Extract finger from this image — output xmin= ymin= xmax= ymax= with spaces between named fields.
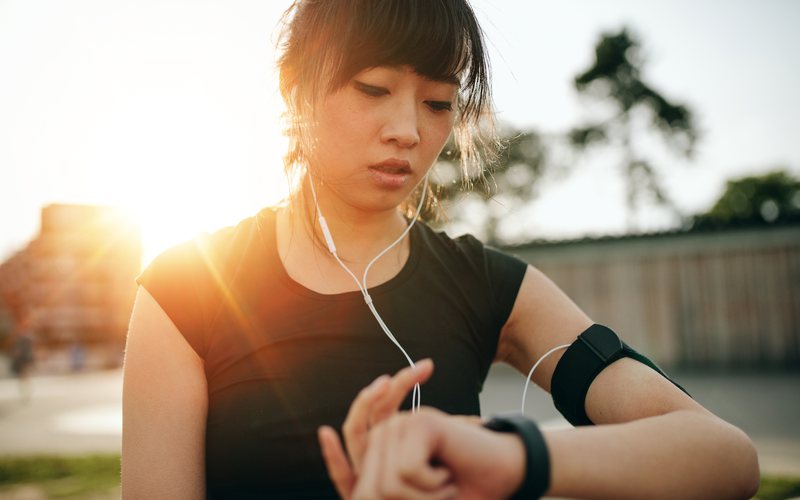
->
xmin=342 ymin=374 xmax=390 ymax=471
xmin=318 ymin=426 xmax=356 ymax=499
xmin=450 ymin=414 xmax=484 ymax=426
xmin=352 ymin=419 xmax=388 ymax=499
xmin=399 ymin=456 xmax=452 ymax=490
xmin=425 ymin=484 xmax=459 ymax=500
xmin=360 ymin=418 xmax=456 ymax=500
xmin=379 ymin=417 xmax=405 ymax=495
xmin=395 ymin=414 xmax=453 ymax=491
xmin=371 ymin=359 xmax=434 ymax=422
xmin=388 ymin=417 xmax=454 ymax=497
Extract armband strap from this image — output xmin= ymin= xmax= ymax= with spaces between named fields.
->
xmin=484 ymin=414 xmax=550 ymax=500
xmin=551 ymin=324 xmax=691 ymax=426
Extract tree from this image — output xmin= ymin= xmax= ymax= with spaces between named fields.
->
xmin=568 ymin=28 xmax=698 ymax=229
xmin=690 ymin=170 xmax=800 ymax=229
xmin=434 ymin=27 xmax=699 ymax=243
xmin=430 ymin=129 xmax=548 ymax=244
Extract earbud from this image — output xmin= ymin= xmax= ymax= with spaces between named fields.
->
xmin=318 ymin=215 xmax=337 ymax=255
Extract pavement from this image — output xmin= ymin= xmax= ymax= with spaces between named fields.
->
xmin=0 ymin=364 xmax=798 ymax=477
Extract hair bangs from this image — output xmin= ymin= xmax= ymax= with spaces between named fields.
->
xmin=328 ymin=0 xmax=489 ymax=122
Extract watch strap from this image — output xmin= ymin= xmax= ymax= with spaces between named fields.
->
xmin=484 ymin=414 xmax=550 ymax=500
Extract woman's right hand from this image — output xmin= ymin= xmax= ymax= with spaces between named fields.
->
xmin=320 ymin=406 xmax=528 ymax=500
xmin=319 ymin=359 xmax=527 ymax=500
xmin=336 ymin=359 xmax=435 ymax=475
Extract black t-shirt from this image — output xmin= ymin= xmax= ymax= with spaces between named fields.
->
xmin=136 ymin=207 xmax=528 ymax=498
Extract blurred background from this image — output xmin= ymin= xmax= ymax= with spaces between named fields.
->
xmin=1 ymin=0 xmax=798 ymax=498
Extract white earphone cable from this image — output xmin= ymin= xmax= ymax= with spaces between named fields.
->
xmin=308 ymin=174 xmax=428 ymax=411
xmin=521 ymin=343 xmax=571 ymax=414
xmin=310 ymin=174 xmax=574 ymax=415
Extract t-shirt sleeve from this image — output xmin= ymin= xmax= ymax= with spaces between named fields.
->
xmin=135 ymin=240 xmax=217 ymax=359
xmin=484 ymin=245 xmax=529 ymax=328
xmin=452 ymin=233 xmax=528 ymax=330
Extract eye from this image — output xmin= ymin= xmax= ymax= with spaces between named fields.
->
xmin=353 ymin=81 xmax=388 ymax=97
xmin=426 ymin=100 xmax=453 ymax=112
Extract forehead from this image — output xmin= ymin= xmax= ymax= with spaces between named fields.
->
xmin=356 ymin=65 xmax=461 ymax=87
xmin=315 ymin=2 xmax=474 ymax=93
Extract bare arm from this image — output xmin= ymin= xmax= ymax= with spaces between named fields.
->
xmin=496 ymin=265 xmax=760 ymax=499
xmin=122 ymin=287 xmax=208 ymax=499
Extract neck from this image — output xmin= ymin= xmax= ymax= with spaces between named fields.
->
xmin=289 ymin=178 xmax=411 ymax=264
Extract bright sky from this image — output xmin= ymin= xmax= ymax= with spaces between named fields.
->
xmin=2 ymin=0 xmax=799 ymax=264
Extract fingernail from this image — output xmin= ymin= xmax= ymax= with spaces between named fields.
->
xmin=416 ymin=358 xmax=433 ymax=370
xmin=369 ymin=374 xmax=389 ymax=389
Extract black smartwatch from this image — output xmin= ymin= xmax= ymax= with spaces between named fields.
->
xmin=483 ymin=414 xmax=550 ymax=499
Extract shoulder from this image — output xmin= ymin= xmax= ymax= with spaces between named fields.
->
xmin=414 ymin=222 xmax=529 ymax=324
xmin=414 ymin=222 xmax=527 ymax=280
xmin=132 ymin=208 xmax=275 ymax=358
xmin=135 ymin=208 xmax=271 ymax=315
xmin=414 ymin=221 xmax=490 ymax=264
xmin=139 ymin=208 xmax=271 ymax=287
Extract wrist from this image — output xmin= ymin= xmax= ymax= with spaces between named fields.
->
xmin=493 ymin=432 xmax=528 ymax=496
xmin=484 ymin=414 xmax=551 ymax=500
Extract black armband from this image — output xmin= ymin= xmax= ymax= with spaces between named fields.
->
xmin=484 ymin=414 xmax=550 ymax=500
xmin=551 ymin=324 xmax=691 ymax=427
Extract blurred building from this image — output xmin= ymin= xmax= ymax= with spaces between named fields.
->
xmin=0 ymin=204 xmax=141 ymax=371
xmin=509 ymin=223 xmax=800 ymax=370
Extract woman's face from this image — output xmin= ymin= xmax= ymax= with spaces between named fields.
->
xmin=308 ymin=65 xmax=457 ymax=213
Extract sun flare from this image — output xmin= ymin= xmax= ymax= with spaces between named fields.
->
xmin=67 ymin=69 xmax=293 ymax=266
xmin=119 ymin=165 xmax=289 ymax=269
xmin=84 ymin=92 xmax=290 ymax=268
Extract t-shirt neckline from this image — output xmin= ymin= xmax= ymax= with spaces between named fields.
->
xmin=258 ymin=207 xmax=421 ymax=302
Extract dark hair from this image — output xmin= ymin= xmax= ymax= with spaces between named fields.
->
xmin=278 ymin=0 xmax=497 ymax=217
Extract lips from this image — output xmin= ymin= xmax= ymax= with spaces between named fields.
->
xmin=368 ymin=159 xmax=412 ymax=189
xmin=369 ymin=159 xmax=411 ymax=174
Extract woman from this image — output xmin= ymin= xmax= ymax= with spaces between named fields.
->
xmin=122 ymin=1 xmax=759 ymax=498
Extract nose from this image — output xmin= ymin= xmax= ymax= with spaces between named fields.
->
xmin=380 ymin=101 xmax=420 ymax=149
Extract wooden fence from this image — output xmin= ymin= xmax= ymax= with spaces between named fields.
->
xmin=507 ymin=224 xmax=800 ymax=370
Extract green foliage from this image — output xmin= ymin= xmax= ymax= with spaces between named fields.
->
xmin=569 ymin=28 xmax=698 ymax=228
xmin=435 ymin=27 xmax=699 ymax=242
xmin=572 ymin=28 xmax=696 ymax=156
xmin=433 ymin=130 xmax=547 ymax=202
xmin=432 ymin=129 xmax=548 ymax=243
xmin=0 ymin=455 xmax=120 ymax=498
xmin=568 ymin=124 xmax=606 ymax=151
xmin=756 ymin=475 xmax=800 ymax=500
xmin=691 ymin=170 xmax=800 ymax=229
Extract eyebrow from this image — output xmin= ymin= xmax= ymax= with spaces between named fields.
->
xmin=382 ymin=65 xmax=461 ymax=86
xmin=437 ymin=75 xmax=461 ymax=86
